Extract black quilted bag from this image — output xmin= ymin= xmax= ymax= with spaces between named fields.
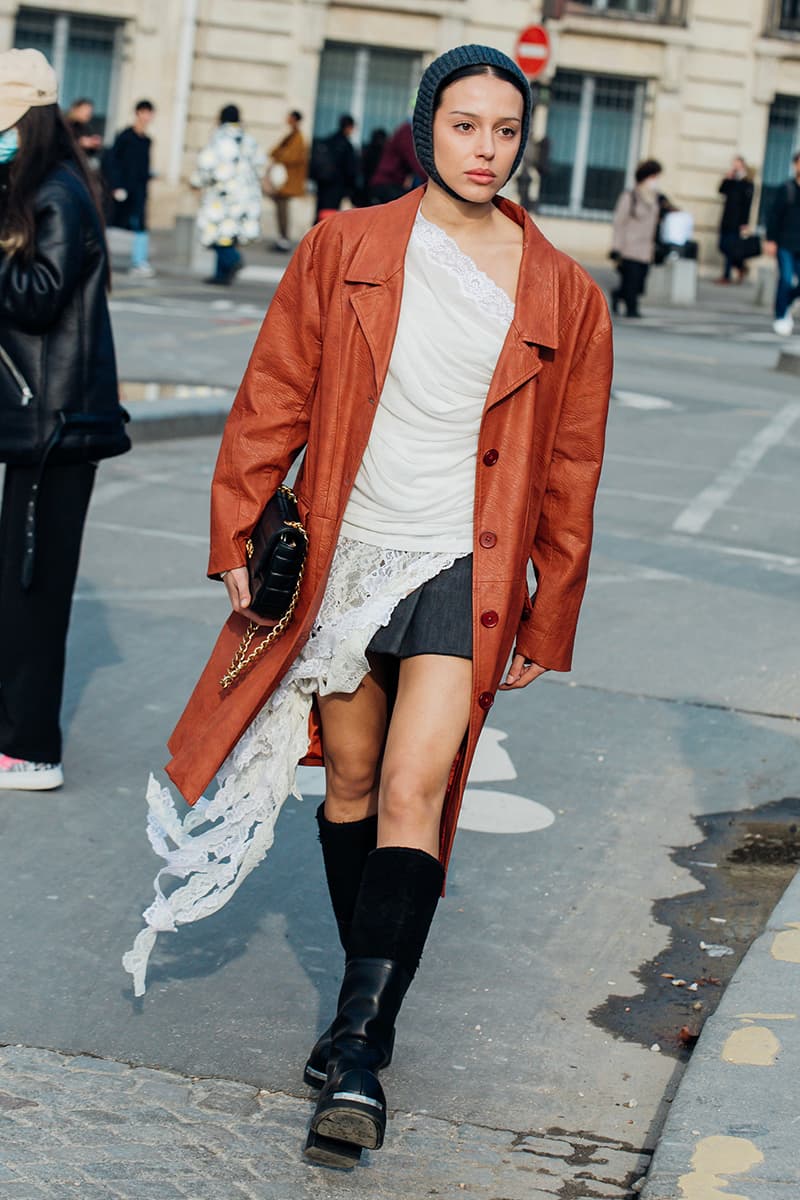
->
xmin=220 ymin=485 xmax=308 ymax=688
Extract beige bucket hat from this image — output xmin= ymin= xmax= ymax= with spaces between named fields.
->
xmin=0 ymin=48 xmax=58 ymax=132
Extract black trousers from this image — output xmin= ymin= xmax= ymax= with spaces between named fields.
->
xmin=0 ymin=461 xmax=96 ymax=763
xmin=614 ymin=259 xmax=649 ymax=315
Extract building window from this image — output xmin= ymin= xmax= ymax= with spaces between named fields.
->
xmin=760 ymin=94 xmax=800 ymax=223
xmin=539 ymin=71 xmax=644 ymax=217
xmin=14 ymin=8 xmax=122 ymax=139
xmin=313 ymin=42 xmax=422 ymax=146
xmin=766 ymin=0 xmax=800 ymax=35
xmin=544 ymin=0 xmax=687 ymax=22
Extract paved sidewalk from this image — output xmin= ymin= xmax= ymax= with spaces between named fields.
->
xmin=642 ymin=868 xmax=800 ymax=1198
xmin=0 ymin=1045 xmax=650 ymax=1199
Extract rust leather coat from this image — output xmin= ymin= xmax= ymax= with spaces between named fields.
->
xmin=166 ymin=187 xmax=613 ymax=871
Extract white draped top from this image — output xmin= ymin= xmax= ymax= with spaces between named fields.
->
xmin=339 ymin=211 xmax=515 ymax=554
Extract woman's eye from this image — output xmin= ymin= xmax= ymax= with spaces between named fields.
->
xmin=454 ymin=122 xmax=473 ymax=133
xmin=499 ymin=127 xmax=518 ymax=138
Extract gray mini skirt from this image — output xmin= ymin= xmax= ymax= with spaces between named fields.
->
xmin=367 ymin=553 xmax=473 ymax=660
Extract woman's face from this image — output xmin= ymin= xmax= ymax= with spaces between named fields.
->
xmin=432 ymin=73 xmax=523 ymax=201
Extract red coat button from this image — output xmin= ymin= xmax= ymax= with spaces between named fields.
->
xmin=478 ymin=691 xmax=494 ymax=711
xmin=481 ymin=610 xmax=499 ymax=628
xmin=479 ymin=531 xmax=497 ymax=549
xmin=482 ymin=449 xmax=499 ymax=466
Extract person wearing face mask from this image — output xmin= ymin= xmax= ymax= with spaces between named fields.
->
xmin=0 ymin=49 xmax=130 ymax=793
xmin=716 ymin=156 xmax=755 ymax=284
xmin=124 ymin=44 xmax=611 ymax=1168
xmin=610 ymin=159 xmax=664 ymax=318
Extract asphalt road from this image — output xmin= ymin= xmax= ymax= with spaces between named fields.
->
xmin=0 ymin=267 xmax=798 ymax=1198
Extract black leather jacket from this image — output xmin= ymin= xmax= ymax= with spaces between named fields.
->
xmin=0 ymin=162 xmax=130 ymax=465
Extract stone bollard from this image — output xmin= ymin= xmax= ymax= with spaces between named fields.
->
xmin=648 ymin=257 xmax=698 ymax=306
xmin=753 ymin=261 xmax=775 ymax=308
xmin=775 ymin=348 xmax=800 ymax=376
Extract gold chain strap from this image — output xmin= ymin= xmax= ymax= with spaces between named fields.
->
xmin=219 ymin=493 xmax=307 ymax=689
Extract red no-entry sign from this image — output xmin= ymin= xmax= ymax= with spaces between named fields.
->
xmin=514 ymin=25 xmax=551 ymax=79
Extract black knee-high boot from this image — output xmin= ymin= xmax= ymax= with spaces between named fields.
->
xmin=304 ymin=804 xmax=378 ymax=1088
xmin=305 ymin=846 xmax=445 ymax=1168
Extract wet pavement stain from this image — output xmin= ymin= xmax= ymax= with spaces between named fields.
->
xmin=591 ymin=796 xmax=800 ymax=1059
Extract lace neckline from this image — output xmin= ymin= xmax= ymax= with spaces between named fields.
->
xmin=412 ymin=211 xmax=516 ymax=325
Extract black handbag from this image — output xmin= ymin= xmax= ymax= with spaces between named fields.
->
xmin=736 ymin=234 xmax=762 ymax=261
xmin=220 ymin=485 xmax=308 ymax=688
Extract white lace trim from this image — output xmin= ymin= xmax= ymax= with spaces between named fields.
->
xmin=413 ymin=212 xmax=516 ymax=325
xmin=122 ymin=537 xmax=466 ymax=996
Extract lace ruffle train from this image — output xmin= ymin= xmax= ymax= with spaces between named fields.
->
xmin=123 ymin=537 xmax=465 ymax=996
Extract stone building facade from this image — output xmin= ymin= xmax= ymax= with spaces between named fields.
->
xmin=1 ymin=0 xmax=799 ymax=263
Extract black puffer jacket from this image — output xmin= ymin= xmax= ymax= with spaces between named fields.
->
xmin=0 ymin=162 xmax=130 ymax=465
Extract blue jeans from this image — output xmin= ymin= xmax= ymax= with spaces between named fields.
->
xmin=775 ymin=247 xmax=800 ymax=319
xmin=214 ymin=243 xmax=242 ymax=280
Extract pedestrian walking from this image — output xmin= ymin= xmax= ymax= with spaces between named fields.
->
xmin=716 ymin=156 xmax=755 ymax=284
xmin=354 ymin=126 xmax=387 ymax=205
xmin=0 ymin=49 xmax=130 ymax=792
xmin=267 ymin=110 xmax=307 ymax=251
xmin=765 ymin=150 xmax=800 ymax=336
xmin=124 ymin=44 xmax=611 ymax=1168
xmin=609 ymin=159 xmax=664 ymax=318
xmin=65 ymin=97 xmax=102 ymax=169
xmin=309 ymin=113 xmax=358 ymax=220
xmin=368 ymin=117 xmax=426 ymax=204
xmin=192 ymin=104 xmax=266 ymax=285
xmin=103 ymin=99 xmax=156 ymax=277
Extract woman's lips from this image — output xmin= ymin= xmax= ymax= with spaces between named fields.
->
xmin=465 ymin=170 xmax=496 ymax=182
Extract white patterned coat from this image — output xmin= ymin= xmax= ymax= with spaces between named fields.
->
xmin=192 ymin=123 xmax=266 ymax=248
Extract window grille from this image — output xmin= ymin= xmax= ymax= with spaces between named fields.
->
xmin=539 ymin=71 xmax=644 ymax=217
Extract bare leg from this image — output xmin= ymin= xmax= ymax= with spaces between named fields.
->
xmin=377 ymin=654 xmax=472 ymax=857
xmin=316 ymin=655 xmax=395 ymax=823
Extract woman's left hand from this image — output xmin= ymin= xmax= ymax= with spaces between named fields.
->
xmin=499 ymin=655 xmax=548 ymax=690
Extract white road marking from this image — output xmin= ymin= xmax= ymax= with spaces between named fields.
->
xmin=73 ymin=587 xmax=216 ymax=602
xmin=613 ymin=390 xmax=676 ymax=410
xmin=589 ymin=566 xmax=685 ymax=585
xmin=664 ymin=534 xmax=800 ymax=572
xmin=672 ymin=402 xmax=800 ymax=534
xmin=87 ymin=519 xmax=207 ymax=545
xmin=458 ymin=790 xmax=555 ymax=835
xmin=296 ymin=727 xmax=555 ymax=836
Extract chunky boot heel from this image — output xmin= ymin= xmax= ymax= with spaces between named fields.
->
xmin=304 ymin=1127 xmax=362 ymax=1168
xmin=312 ymin=1066 xmax=386 ymax=1149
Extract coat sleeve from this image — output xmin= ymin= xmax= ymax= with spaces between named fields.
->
xmin=0 ymin=187 xmax=83 ymax=330
xmin=514 ymin=296 xmax=613 ymax=672
xmin=208 ymin=225 xmax=323 ymax=577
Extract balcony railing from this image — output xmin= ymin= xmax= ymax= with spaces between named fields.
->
xmin=543 ymin=0 xmax=687 ymax=22
xmin=765 ymin=0 xmax=800 ymax=35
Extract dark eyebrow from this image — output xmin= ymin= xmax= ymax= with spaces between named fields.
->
xmin=448 ymin=110 xmax=521 ymax=123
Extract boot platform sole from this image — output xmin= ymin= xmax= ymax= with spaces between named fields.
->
xmin=304 ymin=1128 xmax=362 ymax=1168
xmin=312 ymin=1098 xmax=384 ymax=1151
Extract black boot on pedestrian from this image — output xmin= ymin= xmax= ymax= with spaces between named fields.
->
xmin=303 ymin=804 xmax=378 ymax=1089
xmin=304 ymin=846 xmax=445 ymax=1168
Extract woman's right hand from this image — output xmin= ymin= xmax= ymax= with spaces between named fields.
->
xmin=222 ymin=566 xmax=278 ymax=627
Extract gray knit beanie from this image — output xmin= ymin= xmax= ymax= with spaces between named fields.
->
xmin=413 ymin=45 xmax=532 ymax=203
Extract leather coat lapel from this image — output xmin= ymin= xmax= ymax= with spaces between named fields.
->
xmin=346 ymin=188 xmax=422 ymax=394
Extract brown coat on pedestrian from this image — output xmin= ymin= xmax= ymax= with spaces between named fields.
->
xmin=269 ymin=129 xmax=308 ymax=197
xmin=166 ymin=187 xmax=613 ymax=871
xmin=611 ymin=185 xmax=660 ymax=264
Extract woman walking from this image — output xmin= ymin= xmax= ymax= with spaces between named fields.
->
xmin=717 ymin=156 xmax=755 ymax=284
xmin=0 ymin=49 xmax=130 ymax=791
xmin=125 ymin=45 xmax=612 ymax=1167
xmin=192 ymin=105 xmax=265 ymax=285
xmin=610 ymin=159 xmax=664 ymax=318
xmin=268 ymin=110 xmax=307 ymax=251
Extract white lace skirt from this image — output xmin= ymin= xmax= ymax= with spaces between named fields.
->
xmin=123 ymin=536 xmax=466 ymax=996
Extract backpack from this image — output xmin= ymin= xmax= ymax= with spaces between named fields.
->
xmin=309 ymin=136 xmax=336 ymax=185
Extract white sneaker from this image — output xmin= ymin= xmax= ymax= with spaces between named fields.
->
xmin=129 ymin=263 xmax=156 ymax=278
xmin=773 ymin=315 xmax=794 ymax=336
xmin=0 ymin=753 xmax=63 ymax=791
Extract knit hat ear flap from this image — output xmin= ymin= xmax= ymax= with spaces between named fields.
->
xmin=412 ymin=44 xmax=532 ymax=203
